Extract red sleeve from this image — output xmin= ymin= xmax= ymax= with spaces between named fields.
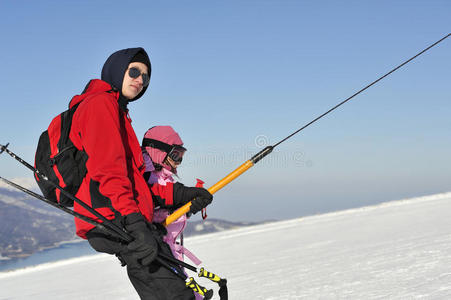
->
xmin=150 ymin=182 xmax=174 ymax=207
xmin=75 ymin=94 xmax=140 ymax=216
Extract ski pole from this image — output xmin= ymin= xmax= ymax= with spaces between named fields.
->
xmin=0 ymin=143 xmax=132 ymax=243
xmin=198 ymin=267 xmax=223 ymax=283
xmin=0 ymin=174 xmax=197 ymax=271
xmin=199 ymin=267 xmax=228 ymax=299
xmin=0 ymin=176 xmax=116 ymax=235
xmin=0 ymin=173 xmax=208 ymax=284
xmin=0 ymin=144 xmax=220 ymax=295
xmin=164 ymin=33 xmax=450 ymax=226
xmin=186 ymin=277 xmax=214 ymax=300
xmin=0 ymin=145 xmax=196 ymax=277
xmin=158 ymin=252 xmax=197 ymax=272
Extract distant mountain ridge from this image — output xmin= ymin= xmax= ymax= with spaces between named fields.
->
xmin=0 ymin=187 xmax=75 ymax=259
xmin=0 ymin=187 xmax=266 ymax=259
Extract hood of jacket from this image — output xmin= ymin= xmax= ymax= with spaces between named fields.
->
xmin=69 ymin=79 xmax=118 ymax=109
xmin=101 ymin=47 xmax=151 ymax=104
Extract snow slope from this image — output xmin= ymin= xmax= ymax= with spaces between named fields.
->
xmin=1 ymin=192 xmax=451 ymax=299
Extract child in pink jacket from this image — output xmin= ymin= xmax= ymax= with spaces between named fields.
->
xmin=142 ymin=126 xmax=204 ymax=299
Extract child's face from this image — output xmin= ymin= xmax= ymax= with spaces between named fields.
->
xmin=166 ymin=156 xmax=180 ymax=170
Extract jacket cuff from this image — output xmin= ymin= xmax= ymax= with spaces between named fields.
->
xmin=124 ymin=212 xmax=145 ymax=225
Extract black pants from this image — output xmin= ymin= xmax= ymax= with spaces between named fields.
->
xmin=87 ymin=227 xmax=195 ymax=300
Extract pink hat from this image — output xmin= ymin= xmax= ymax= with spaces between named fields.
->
xmin=142 ymin=126 xmax=184 ymax=170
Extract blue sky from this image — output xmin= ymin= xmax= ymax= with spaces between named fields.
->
xmin=0 ymin=1 xmax=450 ymax=221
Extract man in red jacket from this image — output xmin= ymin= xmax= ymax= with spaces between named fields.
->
xmin=69 ymin=47 xmax=212 ymax=299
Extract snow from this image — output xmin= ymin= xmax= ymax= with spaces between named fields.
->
xmin=1 ymin=192 xmax=451 ymax=299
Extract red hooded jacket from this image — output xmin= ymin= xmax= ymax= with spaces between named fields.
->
xmin=69 ymin=79 xmax=173 ymax=238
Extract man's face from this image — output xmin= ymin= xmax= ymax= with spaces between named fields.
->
xmin=122 ymin=62 xmax=149 ymax=100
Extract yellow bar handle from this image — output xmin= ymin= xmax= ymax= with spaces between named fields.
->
xmin=163 ymin=160 xmax=254 ymax=226
xmin=208 ymin=159 xmax=254 ymax=194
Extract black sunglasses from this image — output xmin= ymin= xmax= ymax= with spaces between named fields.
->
xmin=128 ymin=67 xmax=150 ymax=86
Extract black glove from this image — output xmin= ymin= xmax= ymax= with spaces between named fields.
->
xmin=124 ymin=213 xmax=158 ymax=266
xmin=173 ymin=182 xmax=213 ymax=214
xmin=190 ymin=196 xmax=212 ymax=215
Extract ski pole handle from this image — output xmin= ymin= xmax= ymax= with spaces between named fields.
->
xmin=198 ymin=267 xmax=222 ymax=283
xmin=199 ymin=266 xmax=228 ymax=298
xmin=186 ymin=277 xmax=214 ymax=299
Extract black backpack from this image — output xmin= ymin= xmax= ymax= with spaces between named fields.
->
xmin=34 ymin=102 xmax=88 ymax=207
